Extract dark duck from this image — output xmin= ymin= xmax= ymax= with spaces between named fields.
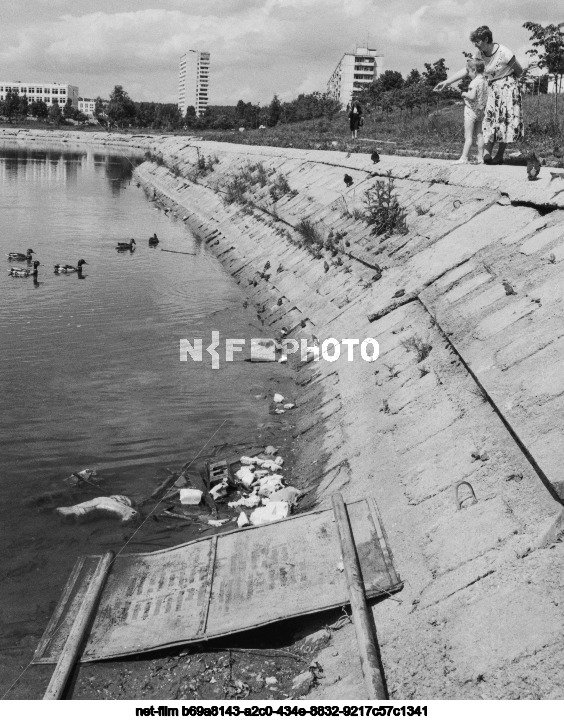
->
xmin=116 ymin=238 xmax=136 ymax=251
xmin=8 ymin=248 xmax=35 ymax=262
xmin=54 ymin=259 xmax=88 ymax=274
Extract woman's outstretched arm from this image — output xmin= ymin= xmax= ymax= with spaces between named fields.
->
xmin=434 ymin=67 xmax=468 ymax=92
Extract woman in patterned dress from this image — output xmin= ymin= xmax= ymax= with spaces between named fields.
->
xmin=434 ymin=26 xmax=524 ymax=164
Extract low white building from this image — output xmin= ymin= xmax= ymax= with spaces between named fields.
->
xmin=0 ymin=81 xmax=79 ymax=108
xmin=327 ymin=47 xmax=384 ymax=108
xmin=78 ymin=98 xmax=97 ymax=116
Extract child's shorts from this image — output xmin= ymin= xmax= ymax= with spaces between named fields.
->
xmin=465 ymin=105 xmax=484 ymax=123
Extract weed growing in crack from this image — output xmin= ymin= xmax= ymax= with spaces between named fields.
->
xmin=296 ymin=218 xmax=324 ymax=249
xmin=269 ymin=173 xmax=293 ymax=201
xmin=364 ymin=171 xmax=408 ymax=238
xmin=385 ymin=364 xmax=400 ymax=379
xmin=224 ymin=176 xmax=249 ymax=205
xmin=402 ymin=335 xmax=433 ymax=362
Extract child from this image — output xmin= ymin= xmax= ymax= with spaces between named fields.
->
xmin=455 ymin=59 xmax=489 ymax=164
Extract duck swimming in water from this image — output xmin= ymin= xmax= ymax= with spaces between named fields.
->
xmin=9 ymin=260 xmax=40 ymax=277
xmin=8 ymin=248 xmax=35 ymax=262
xmin=116 ymin=238 xmax=136 ymax=251
xmin=148 ymin=233 xmax=159 ymax=245
xmin=54 ymin=259 xmax=88 ymax=274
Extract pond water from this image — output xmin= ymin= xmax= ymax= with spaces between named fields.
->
xmin=0 ymin=140 xmax=289 ymax=697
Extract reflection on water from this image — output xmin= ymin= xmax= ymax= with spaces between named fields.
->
xmin=0 ymin=140 xmax=283 ymax=696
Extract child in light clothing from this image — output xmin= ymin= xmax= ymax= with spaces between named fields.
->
xmin=454 ymin=59 xmax=489 ymax=164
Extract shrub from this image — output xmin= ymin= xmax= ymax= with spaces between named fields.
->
xmin=364 ymin=171 xmax=408 ymax=237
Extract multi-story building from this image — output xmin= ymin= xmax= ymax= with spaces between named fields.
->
xmin=0 ymin=81 xmax=79 ymax=108
xmin=327 ymin=47 xmax=384 ymax=108
xmin=178 ymin=50 xmax=210 ymax=118
xmin=78 ymin=98 xmax=97 ymax=116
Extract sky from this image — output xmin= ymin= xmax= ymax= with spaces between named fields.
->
xmin=0 ymin=1 xmax=560 ymax=105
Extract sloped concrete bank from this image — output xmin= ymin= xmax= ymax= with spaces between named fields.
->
xmin=8 ymin=129 xmax=563 ymax=699
xmin=132 ymin=139 xmax=564 ymax=700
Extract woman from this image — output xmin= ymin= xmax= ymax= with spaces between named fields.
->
xmin=435 ymin=26 xmax=523 ymax=164
xmin=348 ymin=100 xmax=363 ymax=140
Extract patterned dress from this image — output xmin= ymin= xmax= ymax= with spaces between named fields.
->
xmin=474 ymin=44 xmax=523 ymax=144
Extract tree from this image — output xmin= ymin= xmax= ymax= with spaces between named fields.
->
xmin=3 ymin=90 xmax=20 ymax=122
xmin=404 ymin=69 xmax=422 ymax=87
xmin=523 ymin=21 xmax=564 ymax=117
xmin=423 ymin=58 xmax=448 ymax=87
xmin=18 ymin=94 xmax=29 ymax=120
xmin=268 ymin=94 xmax=281 ymax=127
xmin=63 ymin=99 xmax=76 ymax=120
xmin=30 ymin=99 xmax=48 ymax=120
xmin=107 ymin=85 xmax=136 ymax=128
xmin=184 ymin=106 xmax=196 ymax=126
xmin=378 ymin=70 xmax=404 ymax=92
xmin=48 ymin=102 xmax=62 ymax=126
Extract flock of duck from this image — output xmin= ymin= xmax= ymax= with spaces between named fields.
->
xmin=7 ymin=234 xmax=160 ymax=280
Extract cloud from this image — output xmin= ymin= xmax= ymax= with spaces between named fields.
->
xmin=0 ymin=1 xmax=558 ymax=104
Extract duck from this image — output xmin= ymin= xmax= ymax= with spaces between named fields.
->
xmin=148 ymin=233 xmax=159 ymax=245
xmin=9 ymin=260 xmax=40 ymax=278
xmin=54 ymin=259 xmax=88 ymax=274
xmin=116 ymin=239 xmax=136 ymax=251
xmin=8 ymin=248 xmax=35 ymax=262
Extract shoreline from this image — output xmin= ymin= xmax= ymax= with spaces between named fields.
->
xmin=4 ymin=129 xmax=564 ymax=700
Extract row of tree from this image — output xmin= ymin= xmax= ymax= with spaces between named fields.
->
xmin=0 ymin=90 xmax=90 ymax=125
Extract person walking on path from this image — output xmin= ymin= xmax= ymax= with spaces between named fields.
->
xmin=454 ymin=58 xmax=489 ymax=164
xmin=348 ymin=100 xmax=363 ymax=140
xmin=434 ymin=25 xmax=523 ymax=164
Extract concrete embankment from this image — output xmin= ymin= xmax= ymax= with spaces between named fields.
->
xmin=6 ymin=129 xmax=563 ymax=698
xmin=130 ymin=138 xmax=564 ymax=700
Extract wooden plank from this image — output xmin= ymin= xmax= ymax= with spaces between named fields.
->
xmin=332 ymin=493 xmax=387 ymax=700
xmin=43 ymin=552 xmax=114 ymax=699
xmin=33 ymin=498 xmax=402 ymax=664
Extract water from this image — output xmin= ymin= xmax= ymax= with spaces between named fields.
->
xmin=0 ymin=140 xmax=288 ymax=696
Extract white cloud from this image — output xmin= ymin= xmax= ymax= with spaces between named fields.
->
xmin=0 ymin=1 xmax=558 ymax=104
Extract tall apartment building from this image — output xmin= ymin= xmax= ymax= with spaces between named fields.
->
xmin=178 ymin=50 xmax=210 ymax=118
xmin=0 ymin=81 xmax=79 ymax=108
xmin=327 ymin=47 xmax=384 ymax=107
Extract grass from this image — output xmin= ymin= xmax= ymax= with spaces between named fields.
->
xmin=193 ymin=95 xmax=564 ymax=166
xmin=4 ymin=95 xmax=564 ymax=164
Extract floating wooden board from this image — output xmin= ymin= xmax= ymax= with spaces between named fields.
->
xmin=33 ymin=497 xmax=401 ymax=664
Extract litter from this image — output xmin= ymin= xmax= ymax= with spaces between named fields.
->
xmin=273 ymin=393 xmax=284 ymax=403
xmin=259 ymin=459 xmax=282 ymax=472
xmin=179 ymin=489 xmax=203 ymax=505
xmin=235 ymin=467 xmax=255 ymax=489
xmin=274 ymin=456 xmax=284 ymax=466
xmin=256 ymin=476 xmax=285 ymax=498
xmin=210 ymin=482 xmax=229 ymax=501
xmin=249 ymin=339 xmax=277 ymax=362
xmin=268 ymin=486 xmax=301 ymax=507
xmin=63 ymin=469 xmax=98 ymax=488
xmin=228 ymin=493 xmax=261 ymax=509
xmin=208 ymin=518 xmax=230 ymax=527
xmin=55 ymin=495 xmax=138 ymax=524
xmin=274 ymin=409 xmax=285 ymax=414
xmin=250 ymin=501 xmax=290 ymax=525
xmin=283 ymin=403 xmax=295 ymax=410
xmin=264 ymin=446 xmax=278 ymax=455
xmin=237 ymin=512 xmax=250 ymax=528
